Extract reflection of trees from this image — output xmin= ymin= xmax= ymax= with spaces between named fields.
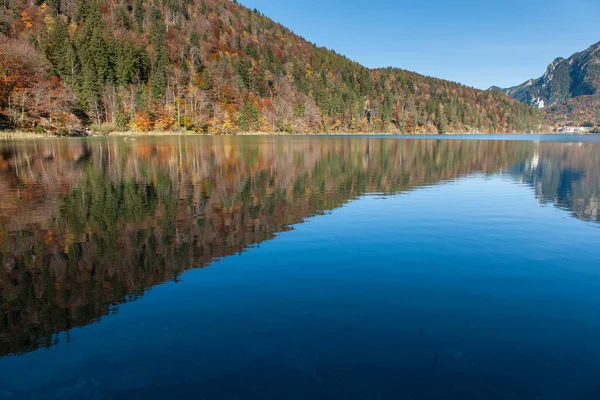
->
xmin=0 ymin=137 xmax=533 ymax=356
xmin=510 ymin=143 xmax=600 ymax=222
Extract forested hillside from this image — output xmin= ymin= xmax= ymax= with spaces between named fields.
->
xmin=0 ymin=0 xmax=541 ymax=134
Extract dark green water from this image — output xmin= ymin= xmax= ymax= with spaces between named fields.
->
xmin=1 ymin=135 xmax=600 ymax=399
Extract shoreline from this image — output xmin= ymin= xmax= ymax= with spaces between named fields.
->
xmin=0 ymin=130 xmax=598 ymax=141
xmin=0 ymin=130 xmax=591 ymax=140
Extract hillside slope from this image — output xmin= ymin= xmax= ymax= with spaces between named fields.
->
xmin=0 ymin=0 xmax=540 ymax=134
xmin=499 ymin=42 xmax=600 ymax=127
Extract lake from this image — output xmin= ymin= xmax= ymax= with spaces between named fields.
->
xmin=1 ymin=135 xmax=600 ymax=399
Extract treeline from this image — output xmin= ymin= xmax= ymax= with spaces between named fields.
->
xmin=0 ymin=0 xmax=541 ymax=134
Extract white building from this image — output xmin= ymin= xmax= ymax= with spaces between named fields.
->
xmin=559 ymin=126 xmax=586 ymax=133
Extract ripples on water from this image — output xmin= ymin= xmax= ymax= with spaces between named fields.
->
xmin=1 ymin=136 xmax=600 ymax=399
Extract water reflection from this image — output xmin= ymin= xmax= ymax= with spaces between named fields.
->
xmin=0 ymin=136 xmax=598 ymax=357
xmin=510 ymin=143 xmax=600 ymax=222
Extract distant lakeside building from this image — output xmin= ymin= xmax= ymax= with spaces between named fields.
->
xmin=558 ymin=126 xmax=587 ymax=133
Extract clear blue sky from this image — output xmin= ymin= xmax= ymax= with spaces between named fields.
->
xmin=238 ymin=0 xmax=599 ymax=89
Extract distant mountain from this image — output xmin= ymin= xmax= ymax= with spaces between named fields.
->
xmin=497 ymin=42 xmax=600 ymax=127
xmin=0 ymin=0 xmax=540 ymax=134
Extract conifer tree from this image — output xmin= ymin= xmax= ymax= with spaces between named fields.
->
xmin=149 ymin=6 xmax=168 ymax=100
xmin=134 ymin=0 xmax=144 ymax=33
xmin=46 ymin=17 xmax=77 ymax=84
xmin=202 ymin=69 xmax=211 ymax=90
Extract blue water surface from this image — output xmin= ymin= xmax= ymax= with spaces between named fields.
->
xmin=1 ymin=137 xmax=600 ymax=399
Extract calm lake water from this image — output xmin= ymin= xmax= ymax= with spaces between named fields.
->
xmin=1 ymin=135 xmax=600 ymax=399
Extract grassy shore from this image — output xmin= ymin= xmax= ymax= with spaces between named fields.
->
xmin=0 ymin=131 xmax=53 ymax=140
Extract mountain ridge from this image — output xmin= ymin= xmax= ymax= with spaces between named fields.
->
xmin=496 ymin=41 xmax=600 ymax=127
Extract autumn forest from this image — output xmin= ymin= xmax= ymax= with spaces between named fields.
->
xmin=0 ymin=0 xmax=542 ymax=135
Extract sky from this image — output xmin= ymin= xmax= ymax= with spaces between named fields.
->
xmin=238 ymin=0 xmax=600 ymax=89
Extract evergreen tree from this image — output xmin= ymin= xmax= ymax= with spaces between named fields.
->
xmin=134 ymin=0 xmax=144 ymax=33
xmin=245 ymin=43 xmax=259 ymax=59
xmin=115 ymin=96 xmax=128 ymax=127
xmin=117 ymin=6 xmax=131 ymax=30
xmin=245 ymin=101 xmax=260 ymax=129
xmin=149 ymin=6 xmax=168 ymax=100
xmin=238 ymin=113 xmax=249 ymax=132
xmin=237 ymin=59 xmax=251 ymax=90
xmin=436 ymin=105 xmax=447 ymax=133
xmin=151 ymin=50 xmax=168 ymax=100
xmin=202 ymin=69 xmax=211 ymax=90
xmin=190 ymin=30 xmax=199 ymax=49
xmin=46 ymin=17 xmax=77 ymax=84
xmin=46 ymin=0 xmax=60 ymax=16
xmin=265 ymin=47 xmax=275 ymax=72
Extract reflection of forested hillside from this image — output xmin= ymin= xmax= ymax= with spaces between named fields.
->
xmin=510 ymin=143 xmax=600 ymax=222
xmin=0 ymin=137 xmax=535 ymax=356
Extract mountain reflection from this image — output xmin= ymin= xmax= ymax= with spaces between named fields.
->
xmin=0 ymin=137 xmax=597 ymax=356
xmin=510 ymin=142 xmax=600 ymax=222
